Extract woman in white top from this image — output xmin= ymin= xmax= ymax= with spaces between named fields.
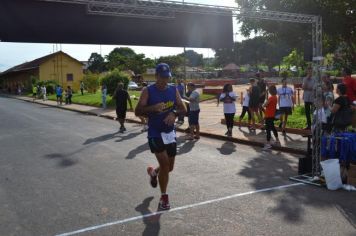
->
xmin=277 ymin=77 xmax=294 ymax=135
xmin=219 ymin=84 xmax=237 ymax=137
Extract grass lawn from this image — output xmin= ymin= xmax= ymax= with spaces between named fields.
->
xmin=47 ymin=91 xmax=140 ymax=109
xmin=47 ymin=91 xmax=215 ymax=109
xmin=236 ymin=106 xmax=307 ymax=129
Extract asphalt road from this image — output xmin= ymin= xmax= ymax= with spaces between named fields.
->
xmin=0 ymin=96 xmax=355 ymax=236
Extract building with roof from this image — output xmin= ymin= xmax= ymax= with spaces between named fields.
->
xmin=0 ymin=51 xmax=84 ymax=92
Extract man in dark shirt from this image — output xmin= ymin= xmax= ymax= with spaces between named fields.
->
xmin=249 ymin=78 xmax=261 ymax=130
xmin=113 ymin=82 xmax=133 ymax=133
xmin=256 ymin=72 xmax=267 ymax=117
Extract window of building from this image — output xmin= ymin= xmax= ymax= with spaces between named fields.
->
xmin=67 ymin=73 xmax=74 ymax=81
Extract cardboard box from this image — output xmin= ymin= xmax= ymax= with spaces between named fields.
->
xmin=347 ymin=177 xmax=356 ymax=186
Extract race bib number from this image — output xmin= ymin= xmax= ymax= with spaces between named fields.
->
xmin=161 ymin=131 xmax=176 ymax=144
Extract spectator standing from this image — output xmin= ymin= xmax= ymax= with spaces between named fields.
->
xmin=65 ymin=86 xmax=73 ymax=105
xmin=185 ymin=83 xmax=200 ymax=140
xmin=330 ymin=83 xmax=352 ymax=132
xmin=17 ymin=85 xmax=22 ymax=95
xmin=56 ymin=85 xmax=63 ymax=105
xmin=257 ymin=73 xmax=267 ymax=118
xmin=102 ymin=84 xmax=107 ymax=109
xmin=248 ymin=79 xmax=261 ymax=130
xmin=41 ymin=85 xmax=47 ymax=101
xmin=138 ymin=82 xmax=149 ymax=132
xmin=277 ymin=77 xmax=294 ymax=135
xmin=302 ymin=67 xmax=315 ymax=130
xmin=263 ymin=85 xmax=280 ymax=150
xmin=176 ymin=79 xmax=185 ymax=124
xmin=113 ymin=82 xmax=132 ymax=133
xmin=80 ymin=81 xmax=85 ymax=95
xmin=239 ymin=89 xmax=251 ymax=127
xmin=342 ymin=67 xmax=356 ymax=103
xmin=32 ymin=85 xmax=37 ymax=101
xmin=220 ymin=84 xmax=237 ymax=137
xmin=322 ymin=74 xmax=334 ymax=110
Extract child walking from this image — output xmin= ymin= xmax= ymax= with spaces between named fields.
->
xmin=263 ymin=85 xmax=280 ymax=150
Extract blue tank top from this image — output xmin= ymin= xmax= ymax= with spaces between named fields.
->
xmin=147 ymin=84 xmax=177 ymax=138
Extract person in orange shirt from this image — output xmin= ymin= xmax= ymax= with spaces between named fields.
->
xmin=263 ymin=85 xmax=280 ymax=150
xmin=342 ymin=67 xmax=356 ymax=103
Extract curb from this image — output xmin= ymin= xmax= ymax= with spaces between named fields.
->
xmin=176 ymin=127 xmax=307 ymax=156
xmin=221 ymin=119 xmax=311 ymax=136
xmin=3 ymin=94 xmax=307 ymax=156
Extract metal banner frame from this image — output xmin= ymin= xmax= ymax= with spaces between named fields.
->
xmin=37 ymin=0 xmax=324 ymax=177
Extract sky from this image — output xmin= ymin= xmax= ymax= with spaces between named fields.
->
xmin=0 ymin=0 xmax=243 ymax=72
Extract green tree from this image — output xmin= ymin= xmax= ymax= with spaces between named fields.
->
xmin=83 ymin=72 xmax=100 ymax=93
xmin=178 ymin=50 xmax=204 ymax=67
xmin=157 ymin=55 xmax=185 ymax=74
xmin=282 ymin=49 xmax=307 ymax=73
xmin=100 ymin=69 xmax=130 ymax=96
xmin=105 ymin=47 xmax=155 ymax=74
xmin=214 ymin=37 xmax=290 ymax=71
xmin=106 ymin=47 xmax=136 ymax=71
xmin=126 ymin=54 xmax=155 ymax=74
xmin=88 ymin=53 xmax=106 ymax=73
xmin=235 ymin=0 xmax=356 ymax=70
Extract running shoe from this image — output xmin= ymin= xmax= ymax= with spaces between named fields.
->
xmin=147 ymin=166 xmax=158 ymax=188
xmin=158 ymin=194 xmax=170 ymax=211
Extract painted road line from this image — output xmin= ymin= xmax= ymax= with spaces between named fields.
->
xmin=55 ymin=182 xmax=304 ymax=236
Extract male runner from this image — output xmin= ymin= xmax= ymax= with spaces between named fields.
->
xmin=135 ymin=63 xmax=186 ymax=210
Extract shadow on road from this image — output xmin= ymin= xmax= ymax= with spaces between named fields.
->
xmin=126 ymin=142 xmax=150 ymax=159
xmin=44 ymin=153 xmax=78 ymax=167
xmin=177 ymin=138 xmax=197 ymax=155
xmin=115 ymin=131 xmax=142 ymax=143
xmin=83 ymin=130 xmax=142 ymax=145
xmin=216 ymin=141 xmax=236 ymax=155
xmin=237 ymin=152 xmax=356 ymax=228
xmin=83 ymin=131 xmax=120 ymax=145
xmin=135 ymin=197 xmax=162 ymax=236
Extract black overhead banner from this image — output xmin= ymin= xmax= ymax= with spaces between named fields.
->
xmin=0 ymin=0 xmax=233 ymax=48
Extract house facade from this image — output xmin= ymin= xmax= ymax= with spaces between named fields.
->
xmin=0 ymin=51 xmax=83 ymax=92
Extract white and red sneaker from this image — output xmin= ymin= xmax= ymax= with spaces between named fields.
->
xmin=147 ymin=166 xmax=157 ymax=188
xmin=158 ymin=194 xmax=170 ymax=211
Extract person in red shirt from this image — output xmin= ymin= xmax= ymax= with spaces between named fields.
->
xmin=263 ymin=85 xmax=280 ymax=150
xmin=342 ymin=67 xmax=356 ymax=102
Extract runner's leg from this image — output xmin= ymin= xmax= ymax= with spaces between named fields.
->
xmin=155 ymin=151 xmax=170 ymax=194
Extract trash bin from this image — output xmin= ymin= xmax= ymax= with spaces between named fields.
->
xmin=320 ymin=159 xmax=343 ymax=190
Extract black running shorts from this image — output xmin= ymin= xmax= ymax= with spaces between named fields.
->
xmin=148 ymin=137 xmax=177 ymax=157
xmin=116 ymin=109 xmax=127 ymax=119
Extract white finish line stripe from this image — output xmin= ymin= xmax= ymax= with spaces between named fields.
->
xmin=56 ymin=183 xmax=304 ymax=236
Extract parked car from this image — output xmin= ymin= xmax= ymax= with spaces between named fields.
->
xmin=128 ymin=81 xmax=139 ymax=90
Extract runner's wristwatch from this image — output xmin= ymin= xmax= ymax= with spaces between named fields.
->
xmin=172 ymin=110 xmax=178 ymax=117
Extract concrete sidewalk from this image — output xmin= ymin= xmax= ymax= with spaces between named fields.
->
xmin=4 ymin=94 xmax=308 ymax=155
